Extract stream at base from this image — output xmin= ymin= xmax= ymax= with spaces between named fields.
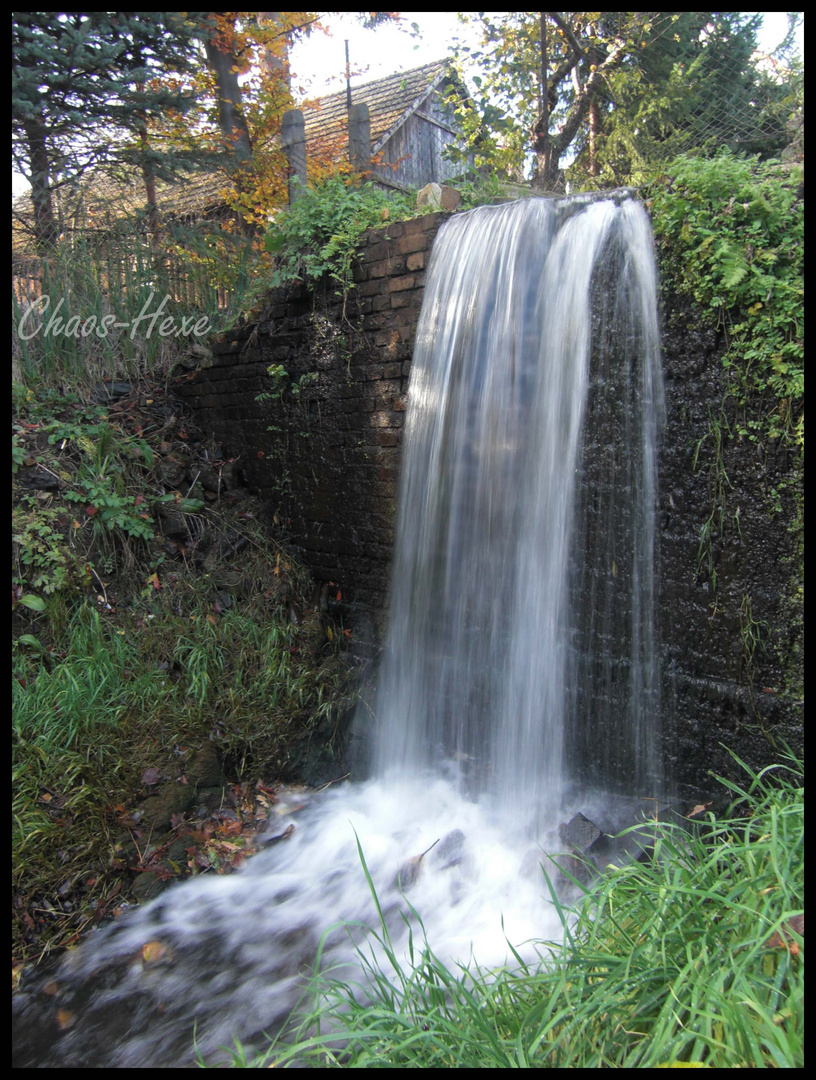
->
xmin=13 ymin=775 xmax=659 ymax=1068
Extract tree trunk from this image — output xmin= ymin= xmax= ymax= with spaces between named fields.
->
xmin=134 ymin=82 xmax=159 ymax=228
xmin=588 ymin=46 xmax=602 ymax=178
xmin=204 ymin=14 xmax=253 ymax=161
xmin=23 ymin=113 xmax=58 ymax=253
xmin=531 ymin=12 xmax=553 ymax=190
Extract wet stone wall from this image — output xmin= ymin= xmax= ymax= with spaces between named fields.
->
xmin=173 ymin=212 xmax=802 ymax=798
xmin=655 ymin=295 xmax=803 ymax=796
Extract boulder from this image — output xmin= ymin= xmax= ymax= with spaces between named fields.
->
xmin=416 ymin=183 xmax=461 ymax=212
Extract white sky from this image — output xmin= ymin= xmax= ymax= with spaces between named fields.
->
xmin=11 ymin=12 xmax=802 ymax=200
xmin=291 ymin=11 xmax=801 ymax=96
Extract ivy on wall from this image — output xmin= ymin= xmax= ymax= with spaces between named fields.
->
xmin=647 ymin=150 xmax=803 ymax=451
xmin=647 ymin=150 xmax=803 ymax=698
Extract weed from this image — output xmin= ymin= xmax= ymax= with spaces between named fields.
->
xmin=263 ymin=176 xmax=417 ymax=301
xmin=648 ymin=151 xmax=803 ymax=455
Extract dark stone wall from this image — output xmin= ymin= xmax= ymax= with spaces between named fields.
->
xmin=173 ymin=209 xmax=803 ymax=798
xmin=174 ymin=211 xmax=449 ymax=624
xmin=656 ymin=295 xmax=803 ymax=797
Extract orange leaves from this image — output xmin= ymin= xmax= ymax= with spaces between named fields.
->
xmin=765 ymin=914 xmax=804 ymax=957
xmin=141 ymin=940 xmax=170 ymax=965
xmin=56 ymin=1009 xmax=76 ymax=1030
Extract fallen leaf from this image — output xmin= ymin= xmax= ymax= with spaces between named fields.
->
xmin=687 ymin=802 xmax=713 ymax=818
xmin=141 ymin=766 xmax=161 ymax=786
xmin=395 ymin=839 xmax=439 ymax=891
xmin=766 ymin=914 xmax=804 ymax=955
xmin=262 ymin=824 xmax=295 ymax=846
xmin=217 ymin=820 xmax=244 ymax=837
xmin=56 ymin=1009 xmax=76 ymax=1030
xmin=142 ymin=940 xmax=168 ymax=964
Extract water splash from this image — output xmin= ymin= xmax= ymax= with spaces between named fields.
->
xmin=12 ymin=196 xmax=664 ymax=1067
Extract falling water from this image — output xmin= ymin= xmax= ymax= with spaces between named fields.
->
xmin=12 ymin=196 xmax=664 ymax=1067
xmin=375 ymin=194 xmax=664 ymax=822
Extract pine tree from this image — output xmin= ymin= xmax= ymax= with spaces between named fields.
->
xmin=12 ymin=12 xmax=203 ymax=250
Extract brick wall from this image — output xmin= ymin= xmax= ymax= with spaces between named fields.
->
xmin=173 ymin=211 xmax=451 ymax=621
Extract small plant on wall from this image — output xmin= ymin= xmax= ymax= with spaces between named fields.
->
xmin=263 ymin=176 xmax=416 ymax=300
xmin=648 ymin=150 xmax=803 ymax=452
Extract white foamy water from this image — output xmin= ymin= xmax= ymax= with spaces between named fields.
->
xmin=15 ymin=778 xmax=570 ymax=1067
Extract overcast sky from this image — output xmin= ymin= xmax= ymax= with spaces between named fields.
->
xmin=12 ymin=12 xmax=802 ymax=199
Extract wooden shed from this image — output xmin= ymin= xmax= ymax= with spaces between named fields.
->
xmin=302 ymin=59 xmax=473 ymax=190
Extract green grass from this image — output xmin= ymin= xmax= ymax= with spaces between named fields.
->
xmin=12 ymin=589 xmax=355 ymax=958
xmin=222 ymin=754 xmax=803 ymax=1069
xmin=12 ymin=221 xmax=265 ymax=395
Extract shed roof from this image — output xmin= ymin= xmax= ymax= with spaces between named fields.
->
xmin=302 ymin=59 xmax=464 ymax=157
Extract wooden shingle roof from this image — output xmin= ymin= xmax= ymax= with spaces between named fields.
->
xmin=302 ymin=59 xmax=461 ymax=157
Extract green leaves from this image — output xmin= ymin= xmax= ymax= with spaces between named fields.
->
xmin=263 ymin=177 xmax=415 ymax=297
xmin=649 ymin=151 xmax=804 ymax=449
xmin=18 ymin=596 xmax=47 ymax=613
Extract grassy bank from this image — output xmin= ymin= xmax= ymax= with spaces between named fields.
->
xmin=228 ymin=754 xmax=803 ymax=1069
xmin=12 ymin=224 xmax=357 ymax=963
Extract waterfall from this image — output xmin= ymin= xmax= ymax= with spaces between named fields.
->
xmin=375 ymin=195 xmax=664 ymax=824
xmin=12 ymin=196 xmax=665 ymax=1068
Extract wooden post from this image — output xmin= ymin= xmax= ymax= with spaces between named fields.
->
xmin=348 ymin=102 xmax=371 ymax=177
xmin=281 ymin=108 xmax=307 ymax=203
